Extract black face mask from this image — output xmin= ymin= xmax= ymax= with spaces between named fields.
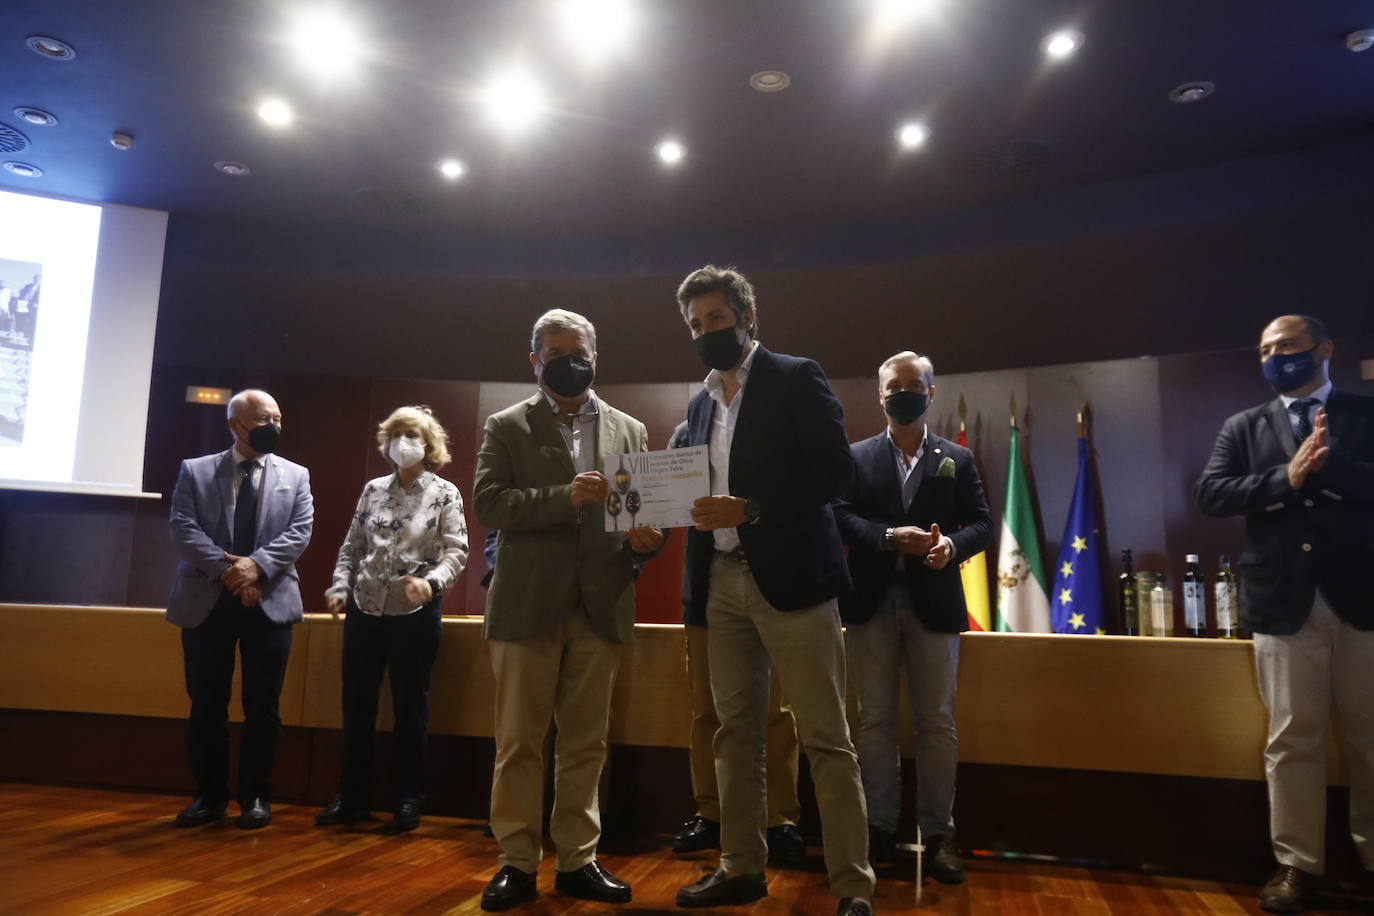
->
xmin=540 ymin=354 xmax=595 ymax=398
xmin=694 ymin=326 xmax=746 ymax=371
xmin=247 ymin=422 xmax=281 ymax=454
xmin=884 ymin=390 xmax=928 ymax=426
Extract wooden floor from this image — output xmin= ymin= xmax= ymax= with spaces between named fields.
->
xmin=0 ymin=783 xmax=1368 ymax=916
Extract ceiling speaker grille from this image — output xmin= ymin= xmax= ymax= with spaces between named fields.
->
xmin=0 ymin=123 xmax=31 ymax=154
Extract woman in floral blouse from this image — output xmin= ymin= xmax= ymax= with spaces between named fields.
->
xmin=316 ymin=405 xmax=469 ymax=831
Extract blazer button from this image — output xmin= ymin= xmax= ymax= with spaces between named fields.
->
xmin=1303 ymin=499 xmax=1315 ymax=507
xmin=1301 ymin=543 xmax=1312 ymax=552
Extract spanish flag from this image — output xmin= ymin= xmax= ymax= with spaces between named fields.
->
xmin=957 ymin=422 xmax=992 ymax=631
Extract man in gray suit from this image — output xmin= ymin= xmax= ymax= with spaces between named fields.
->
xmin=474 ymin=309 xmax=663 ymax=911
xmin=167 ymin=388 xmax=314 ymax=829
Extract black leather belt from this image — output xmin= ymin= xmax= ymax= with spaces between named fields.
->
xmin=716 ymin=547 xmax=749 ymax=566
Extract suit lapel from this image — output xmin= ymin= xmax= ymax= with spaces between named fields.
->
xmin=903 ymin=441 xmax=935 ymax=515
xmin=689 ymin=390 xmax=714 ymax=447
xmin=1265 ymin=399 xmax=1297 ymax=458
xmin=215 ymin=450 xmax=236 ymax=543
xmin=871 ymin=435 xmax=904 ymax=512
xmin=729 ymin=346 xmax=771 ymax=481
xmin=596 ymin=398 xmax=618 ymax=474
xmin=525 ymin=394 xmax=577 ymax=478
xmin=258 ymin=455 xmax=281 ymax=537
xmin=1324 ymin=391 xmax=1348 ymax=450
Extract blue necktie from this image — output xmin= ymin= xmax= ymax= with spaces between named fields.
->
xmin=1290 ymin=398 xmax=1315 ymax=446
xmin=232 ymin=460 xmax=258 ymax=556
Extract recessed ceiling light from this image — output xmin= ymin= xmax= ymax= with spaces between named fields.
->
xmin=214 ymin=160 xmax=251 ymax=176
xmin=438 ymin=158 xmax=466 ymax=180
xmin=1041 ymin=30 xmax=1084 ymax=59
xmin=26 ymin=35 xmax=76 ymax=60
xmin=13 ymin=107 xmax=58 ymax=126
xmin=3 ymin=161 xmax=44 ymax=178
xmin=257 ymin=98 xmax=294 ymax=127
xmin=554 ymin=0 xmax=636 ymax=57
xmin=480 ymin=68 xmax=548 ymax=133
xmin=285 ymin=8 xmax=364 ymax=79
xmin=655 ymin=140 xmax=685 ymax=165
xmin=1168 ymin=81 xmax=1215 ymax=103
xmin=110 ymin=131 xmax=134 ymax=150
xmin=749 ymin=70 xmax=790 ymax=93
xmin=1346 ymin=29 xmax=1374 ymax=52
xmin=896 ymin=122 xmax=929 ymax=150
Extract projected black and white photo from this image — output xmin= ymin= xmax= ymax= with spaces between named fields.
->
xmin=0 ymin=257 xmax=43 ymax=447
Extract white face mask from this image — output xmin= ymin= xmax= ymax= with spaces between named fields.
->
xmin=389 ymin=436 xmax=426 ymax=469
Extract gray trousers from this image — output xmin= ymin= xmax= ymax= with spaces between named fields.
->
xmin=845 ymin=582 xmax=960 ymax=837
xmin=706 ymin=554 xmax=876 ymax=899
xmin=1254 ymin=594 xmax=1374 ymax=874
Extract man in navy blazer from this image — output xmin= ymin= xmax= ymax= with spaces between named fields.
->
xmin=1194 ymin=315 xmax=1374 ymax=915
xmin=670 ymin=266 xmax=875 ymax=916
xmin=833 ymin=351 xmax=992 ymax=883
xmin=167 ymin=388 xmax=313 ymax=829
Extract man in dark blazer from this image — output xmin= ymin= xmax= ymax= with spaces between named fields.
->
xmin=167 ymin=388 xmax=314 ymax=829
xmin=1194 ymin=314 xmax=1374 ymax=915
xmin=670 ymin=266 xmax=876 ymax=916
xmin=833 ymin=351 xmax=992 ymax=883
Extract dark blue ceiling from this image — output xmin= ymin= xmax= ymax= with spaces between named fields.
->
xmin=2 ymin=0 xmax=1373 ymax=237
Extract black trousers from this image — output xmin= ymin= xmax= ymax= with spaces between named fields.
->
xmin=338 ymin=597 xmax=443 ymax=809
xmin=181 ymin=589 xmax=293 ymax=804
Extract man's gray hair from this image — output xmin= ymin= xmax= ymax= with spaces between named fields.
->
xmin=531 ymin=308 xmax=597 ymax=356
xmin=675 ymin=265 xmax=759 ymax=339
xmin=878 ymin=351 xmax=934 ymax=390
xmin=226 ymin=388 xmax=273 ymax=420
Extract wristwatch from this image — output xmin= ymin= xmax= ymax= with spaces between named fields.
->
xmin=743 ymin=497 xmax=762 ymax=523
xmin=883 ymin=527 xmax=896 ymax=549
xmin=425 ymin=577 xmax=442 ymax=597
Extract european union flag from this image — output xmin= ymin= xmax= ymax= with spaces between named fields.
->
xmin=1051 ymin=435 xmax=1105 ymax=634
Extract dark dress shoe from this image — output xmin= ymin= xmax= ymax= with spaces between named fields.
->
xmin=837 ymin=898 xmax=874 ymax=916
xmin=672 ymin=815 xmax=720 ymax=853
xmin=315 ymin=796 xmax=370 ymax=826
xmin=925 ymin=835 xmax=965 ymax=885
xmin=238 ymin=797 xmax=271 ymax=830
xmin=867 ymin=825 xmax=896 ymax=865
xmin=174 ymin=797 xmax=226 ymax=827
xmin=554 ymin=861 xmax=631 ymax=903
xmin=481 ymin=866 xmax=538 ymax=912
xmin=676 ymin=867 xmax=768 ymax=908
xmin=767 ymin=823 xmax=806 ymax=865
xmin=1259 ymin=865 xmax=1314 ymax=914
xmin=393 ymin=801 xmax=422 ymax=832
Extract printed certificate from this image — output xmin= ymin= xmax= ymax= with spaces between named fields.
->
xmin=604 ymin=445 xmax=709 ymax=531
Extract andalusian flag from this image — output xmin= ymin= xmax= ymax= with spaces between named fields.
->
xmin=1051 ymin=426 xmax=1105 ymax=634
xmin=995 ymin=412 xmax=1050 ymax=633
xmin=957 ymin=412 xmax=991 ymax=631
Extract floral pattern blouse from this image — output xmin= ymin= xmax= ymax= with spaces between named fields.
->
xmin=328 ymin=471 xmax=469 ymax=616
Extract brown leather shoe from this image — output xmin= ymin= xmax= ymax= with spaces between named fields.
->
xmin=1259 ymin=865 xmax=1314 ymax=915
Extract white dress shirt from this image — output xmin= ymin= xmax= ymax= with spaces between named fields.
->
xmin=544 ymin=389 xmax=600 ymax=475
xmin=704 ymin=341 xmax=759 ymax=553
xmin=1280 ymin=379 xmax=1332 ymax=439
xmin=229 ymin=445 xmax=264 ymax=520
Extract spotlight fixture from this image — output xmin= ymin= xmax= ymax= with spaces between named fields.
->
xmin=437 ymin=158 xmax=466 ymax=180
xmin=257 ymin=98 xmax=294 ymax=127
xmin=213 ymin=160 xmax=251 ymax=176
xmin=655 ymin=140 xmax=685 ymax=165
xmin=13 ymin=107 xmax=58 ymax=126
xmin=1168 ymin=80 xmax=1214 ymax=103
xmin=554 ymin=0 xmax=636 ymax=56
xmin=896 ymin=122 xmax=929 ymax=150
xmin=284 ymin=8 xmax=364 ymax=79
xmin=26 ymin=35 xmax=77 ymax=60
xmin=3 ymin=161 xmax=43 ymax=178
xmin=749 ymin=70 xmax=790 ymax=93
xmin=1041 ymin=30 xmax=1084 ymax=59
xmin=110 ymin=131 xmax=134 ymax=150
xmin=480 ymin=68 xmax=548 ymax=133
xmin=1347 ymin=29 xmax=1374 ymax=52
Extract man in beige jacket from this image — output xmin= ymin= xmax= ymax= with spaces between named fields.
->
xmin=474 ymin=308 xmax=663 ymax=911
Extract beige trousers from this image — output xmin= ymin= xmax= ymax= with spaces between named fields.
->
xmin=1254 ymin=595 xmax=1374 ymax=875
xmin=706 ymin=555 xmax=876 ymax=899
xmin=488 ymin=611 xmax=621 ymax=873
xmin=685 ymin=623 xmax=801 ymax=826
